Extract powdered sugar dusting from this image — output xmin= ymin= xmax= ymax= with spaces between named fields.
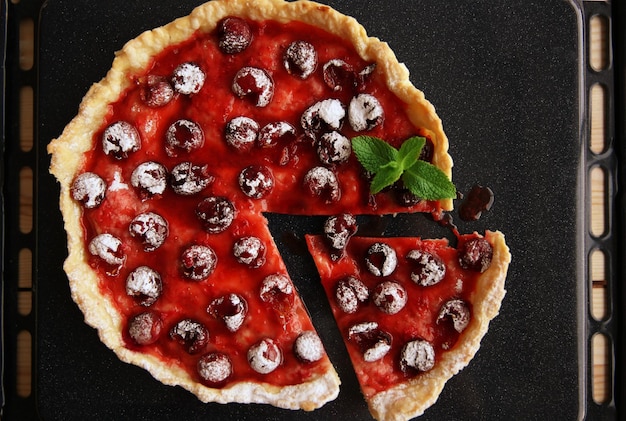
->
xmin=172 ymin=62 xmax=205 ymax=95
xmin=71 ymin=172 xmax=106 ymax=208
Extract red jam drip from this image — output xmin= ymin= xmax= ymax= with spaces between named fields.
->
xmin=79 ymin=18 xmax=442 ymax=388
xmin=306 ymin=234 xmax=483 ymax=397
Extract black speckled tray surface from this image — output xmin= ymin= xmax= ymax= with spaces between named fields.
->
xmin=3 ymin=0 xmax=621 ymax=419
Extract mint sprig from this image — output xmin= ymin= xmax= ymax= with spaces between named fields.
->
xmin=351 ymin=135 xmax=456 ymax=200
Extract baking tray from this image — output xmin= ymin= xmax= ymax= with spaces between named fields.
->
xmin=1 ymin=0 xmax=622 ymax=419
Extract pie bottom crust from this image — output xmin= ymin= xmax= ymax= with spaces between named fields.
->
xmin=366 ymin=231 xmax=510 ymax=421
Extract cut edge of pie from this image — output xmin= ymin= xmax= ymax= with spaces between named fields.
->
xmin=47 ymin=0 xmax=457 ymax=413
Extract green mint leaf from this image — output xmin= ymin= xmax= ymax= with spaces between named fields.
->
xmin=370 ymin=163 xmax=403 ymax=194
xmin=351 ymin=136 xmax=398 ymax=173
xmin=397 ymin=136 xmax=425 ymax=169
xmin=402 ymin=160 xmax=456 ymax=200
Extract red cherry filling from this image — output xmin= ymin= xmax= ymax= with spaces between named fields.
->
xmin=180 ymin=244 xmax=217 ymax=281
xmin=217 ymin=17 xmax=252 ymax=54
xmin=259 ymin=274 xmax=295 ymax=322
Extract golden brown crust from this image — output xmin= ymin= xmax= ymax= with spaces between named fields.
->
xmin=367 ymin=231 xmax=510 ymax=421
xmin=48 ymin=0 xmax=452 ymax=413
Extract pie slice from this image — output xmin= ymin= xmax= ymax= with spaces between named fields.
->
xmin=45 ymin=0 xmax=493 ymax=415
xmin=305 ymin=229 xmax=510 ymax=420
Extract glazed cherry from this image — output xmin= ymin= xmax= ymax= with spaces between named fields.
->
xmin=303 ymin=166 xmax=341 ymax=203
xmin=225 ymin=116 xmax=259 ymax=151
xmin=88 ymin=233 xmax=126 ymax=275
xmin=198 ymin=352 xmax=233 ymax=385
xmin=293 ymin=331 xmax=325 ymax=363
xmin=301 ymin=98 xmax=345 ymax=137
xmin=165 ymin=119 xmax=204 ymax=157
xmin=372 ymin=281 xmax=407 ymax=315
xmin=322 ymin=59 xmax=355 ymax=91
xmin=458 ymin=238 xmax=493 ymax=273
xmin=348 ymin=93 xmax=384 ymax=132
xmin=324 ymin=213 xmax=357 ymax=260
xmin=131 ymin=161 xmax=168 ymax=199
xmin=232 ymin=67 xmax=274 ymax=107
xmin=317 ymin=131 xmax=352 ymax=165
xmin=180 ymin=244 xmax=217 ymax=281
xmin=259 ymin=274 xmax=295 ymax=319
xmin=125 ymin=266 xmax=162 ymax=307
xmin=170 ymin=319 xmax=210 ymax=354
xmin=283 ymin=40 xmax=317 ymax=79
xmin=171 ymin=62 xmax=205 ymax=95
xmin=129 ymin=212 xmax=169 ymax=252
xmin=257 ymin=121 xmax=296 ymax=148
xmin=140 ymin=75 xmax=174 ymax=107
xmin=102 ymin=121 xmax=141 ymax=159
xmin=406 ymin=249 xmax=446 ymax=286
xmin=437 ymin=299 xmax=470 ymax=333
xmin=247 ymin=338 xmax=282 ymax=374
xmin=238 ymin=165 xmax=274 ymax=199
xmin=400 ymin=339 xmax=435 ymax=373
xmin=208 ymin=293 xmax=247 ymax=332
xmin=348 ymin=321 xmax=392 ymax=362
xmin=335 ymin=276 xmax=369 ymax=314
xmin=233 ymin=236 xmax=266 ymax=268
xmin=365 ymin=242 xmax=397 ymax=277
xmin=170 ymin=162 xmax=213 ymax=195
xmin=128 ymin=311 xmax=162 ymax=346
xmin=196 ymin=196 xmax=236 ymax=233
xmin=71 ymin=172 xmax=106 ymax=208
xmin=218 ymin=17 xmax=252 ymax=54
